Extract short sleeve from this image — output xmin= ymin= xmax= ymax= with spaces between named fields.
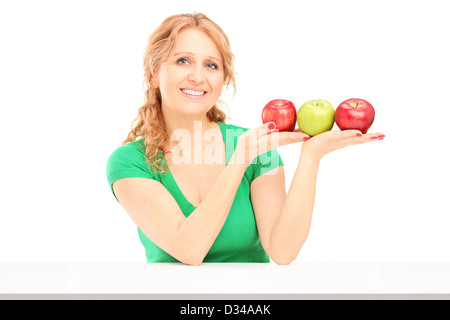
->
xmin=251 ymin=149 xmax=284 ymax=180
xmin=106 ymin=142 xmax=158 ymax=201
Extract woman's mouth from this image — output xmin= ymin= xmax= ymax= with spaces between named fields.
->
xmin=180 ymin=88 xmax=207 ymax=96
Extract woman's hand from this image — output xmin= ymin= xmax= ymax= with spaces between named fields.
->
xmin=301 ymin=129 xmax=385 ymax=162
xmin=231 ymin=122 xmax=310 ymax=166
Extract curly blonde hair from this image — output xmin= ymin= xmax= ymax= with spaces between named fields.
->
xmin=123 ymin=13 xmax=236 ymax=174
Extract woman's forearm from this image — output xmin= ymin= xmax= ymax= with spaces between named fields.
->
xmin=269 ymin=151 xmax=320 ymax=264
xmin=174 ymin=154 xmax=247 ymax=265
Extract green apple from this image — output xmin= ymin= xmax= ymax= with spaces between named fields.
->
xmin=297 ymin=99 xmax=335 ymax=136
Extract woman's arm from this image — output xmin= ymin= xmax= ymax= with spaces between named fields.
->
xmin=252 ymin=130 xmax=385 ymax=264
xmin=114 ymin=122 xmax=307 ymax=265
xmin=114 ymin=147 xmax=249 ymax=265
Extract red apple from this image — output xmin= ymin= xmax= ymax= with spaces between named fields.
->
xmin=261 ymin=99 xmax=297 ymax=132
xmin=335 ymin=98 xmax=375 ymax=134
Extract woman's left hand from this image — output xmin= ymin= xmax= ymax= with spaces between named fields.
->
xmin=300 ymin=129 xmax=385 ymax=162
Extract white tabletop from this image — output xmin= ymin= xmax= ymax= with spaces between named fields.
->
xmin=1 ymin=263 xmax=449 ymax=298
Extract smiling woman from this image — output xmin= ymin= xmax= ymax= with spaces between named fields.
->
xmin=122 ymin=13 xmax=236 ymax=175
xmin=157 ymin=28 xmax=225 ymax=117
xmin=106 ymin=12 xmax=383 ymax=265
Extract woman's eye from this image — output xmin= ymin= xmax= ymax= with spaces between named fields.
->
xmin=176 ymin=57 xmax=218 ymax=70
xmin=206 ymin=62 xmax=218 ymax=70
xmin=176 ymin=57 xmax=190 ymax=65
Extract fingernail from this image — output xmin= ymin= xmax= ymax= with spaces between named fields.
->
xmin=378 ymin=137 xmax=384 ymax=140
xmin=268 ymin=123 xmax=276 ymax=130
xmin=303 ymin=137 xmax=310 ymax=140
xmin=370 ymin=136 xmax=378 ymax=139
xmin=378 ymin=135 xmax=385 ymax=138
xmin=356 ymin=133 xmax=362 ymax=137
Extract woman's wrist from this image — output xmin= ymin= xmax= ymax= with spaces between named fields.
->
xmin=300 ymin=144 xmax=322 ymax=165
xmin=228 ymin=152 xmax=251 ymax=172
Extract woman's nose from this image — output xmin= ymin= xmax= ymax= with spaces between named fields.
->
xmin=188 ymin=65 xmax=205 ymax=83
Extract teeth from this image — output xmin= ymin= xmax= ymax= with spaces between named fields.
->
xmin=181 ymin=89 xmax=205 ymax=96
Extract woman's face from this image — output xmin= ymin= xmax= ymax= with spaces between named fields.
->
xmin=156 ymin=28 xmax=225 ymax=119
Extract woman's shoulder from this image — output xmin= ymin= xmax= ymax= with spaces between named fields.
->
xmin=106 ymin=139 xmax=160 ymax=189
xmin=217 ymin=121 xmax=249 ymax=131
xmin=216 ymin=121 xmax=250 ymax=139
xmin=107 ymin=139 xmax=153 ymax=173
xmin=108 ymin=139 xmax=146 ymax=160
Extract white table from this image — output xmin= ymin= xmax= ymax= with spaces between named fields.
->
xmin=1 ymin=263 xmax=449 ymax=299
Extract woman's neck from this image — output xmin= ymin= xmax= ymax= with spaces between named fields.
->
xmin=163 ymin=113 xmax=223 ymax=164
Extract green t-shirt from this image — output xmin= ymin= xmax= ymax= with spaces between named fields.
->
xmin=106 ymin=121 xmax=283 ymax=263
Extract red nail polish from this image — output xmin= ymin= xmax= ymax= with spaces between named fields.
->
xmin=378 ymin=135 xmax=386 ymax=138
xmin=303 ymin=137 xmax=310 ymax=140
xmin=370 ymin=136 xmax=378 ymax=139
xmin=268 ymin=123 xmax=276 ymax=130
xmin=356 ymin=133 xmax=362 ymax=137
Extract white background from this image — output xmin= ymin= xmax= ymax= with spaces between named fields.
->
xmin=0 ymin=0 xmax=449 ymax=263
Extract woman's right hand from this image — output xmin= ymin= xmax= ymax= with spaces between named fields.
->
xmin=231 ymin=122 xmax=310 ymax=167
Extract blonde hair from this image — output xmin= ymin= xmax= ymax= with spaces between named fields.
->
xmin=123 ymin=13 xmax=236 ymax=174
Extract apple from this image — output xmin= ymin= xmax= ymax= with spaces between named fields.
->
xmin=296 ymin=99 xmax=335 ymax=136
xmin=335 ymin=98 xmax=375 ymax=134
xmin=261 ymin=99 xmax=297 ymax=132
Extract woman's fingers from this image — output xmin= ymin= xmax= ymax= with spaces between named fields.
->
xmin=345 ymin=131 xmax=386 ymax=145
xmin=253 ymin=123 xmax=307 ymax=146
xmin=260 ymin=121 xmax=277 ymax=134
xmin=276 ymin=131 xmax=311 ymax=146
xmin=240 ymin=123 xmax=309 ymax=160
xmin=260 ymin=124 xmax=310 ymax=147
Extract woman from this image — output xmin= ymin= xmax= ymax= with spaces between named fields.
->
xmin=106 ymin=13 xmax=384 ymax=265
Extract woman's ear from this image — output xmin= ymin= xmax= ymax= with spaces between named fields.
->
xmin=149 ymin=75 xmax=159 ymax=89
